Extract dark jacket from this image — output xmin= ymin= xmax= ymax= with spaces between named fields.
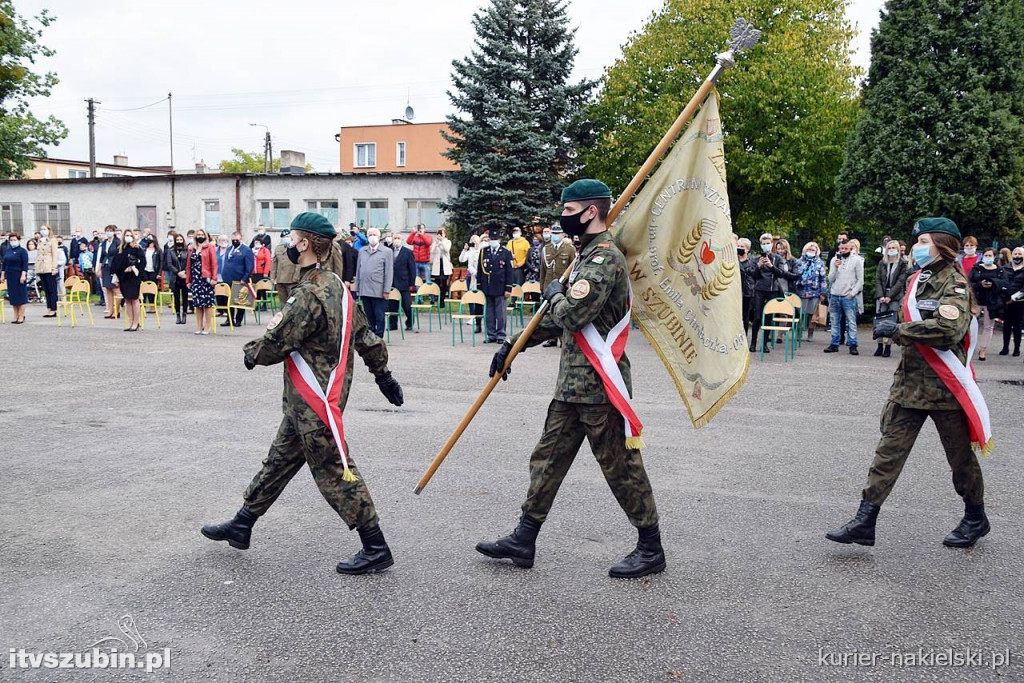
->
xmin=340 ymin=239 xmax=358 ymax=284
xmin=969 ymin=263 xmax=1008 ymax=310
xmin=220 ymin=244 xmax=254 ymax=283
xmin=141 ymin=245 xmax=163 ymax=278
xmin=249 ymin=233 xmax=272 ymax=250
xmin=112 ymin=245 xmax=145 ymax=279
xmin=477 ymin=245 xmax=515 ymax=296
xmin=163 ymin=246 xmax=189 ymax=280
xmin=875 ymin=258 xmax=909 ymax=302
xmin=393 ymin=246 xmax=417 ymax=291
xmin=738 ymin=257 xmax=756 ymax=298
xmin=752 ymin=253 xmax=789 ymax=293
xmin=1006 ymin=266 xmax=1024 ymax=302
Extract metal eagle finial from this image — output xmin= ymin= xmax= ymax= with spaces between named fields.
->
xmin=728 ymin=18 xmax=762 ymax=55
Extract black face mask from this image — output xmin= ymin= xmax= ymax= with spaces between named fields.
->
xmin=737 ymin=248 xmax=746 ymax=256
xmin=195 ymin=236 xmax=206 ymax=244
xmin=559 ymin=207 xmax=593 ymax=237
xmin=231 ymin=239 xmax=240 ymax=247
xmin=839 ymin=252 xmax=850 ymax=259
xmin=1014 ymin=257 xmax=1023 ymax=265
xmin=175 ymin=242 xmax=185 ymax=248
xmin=286 ymin=245 xmax=302 ymax=264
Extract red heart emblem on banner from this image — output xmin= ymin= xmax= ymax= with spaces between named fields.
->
xmin=699 ymin=241 xmax=715 ymax=265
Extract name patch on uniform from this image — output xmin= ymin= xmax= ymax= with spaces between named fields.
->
xmin=570 ymin=279 xmax=591 ymax=299
xmin=286 ymin=296 xmax=296 ymax=304
xmin=591 ymin=255 xmax=605 ymax=264
xmin=917 ymin=299 xmax=939 ymax=311
xmin=597 ymin=243 xmax=610 ymax=248
xmin=954 ymin=287 xmax=966 ymax=294
xmin=939 ymin=304 xmax=960 ymax=320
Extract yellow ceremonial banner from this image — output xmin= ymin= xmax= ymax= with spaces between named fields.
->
xmin=616 ymin=91 xmax=749 ymax=428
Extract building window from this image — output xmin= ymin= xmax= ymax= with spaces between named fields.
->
xmin=353 ymin=200 xmax=389 ymax=229
xmin=354 ymin=143 xmax=376 ymax=168
xmin=396 ymin=141 xmax=406 ymax=167
xmin=32 ymin=202 xmax=71 ymax=232
xmin=259 ymin=200 xmax=291 ymax=228
xmin=405 ymin=199 xmax=442 ymax=230
xmin=68 ymin=170 xmax=88 ymax=179
xmin=203 ymin=200 xmax=221 ymax=234
xmin=1 ymin=203 xmax=24 ymax=232
xmin=306 ymin=200 xmax=339 ymax=227
xmin=136 ymin=206 xmax=157 ymax=233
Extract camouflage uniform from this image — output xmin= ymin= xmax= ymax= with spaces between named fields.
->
xmin=242 ymin=264 xmax=390 ymax=529
xmin=512 ymin=229 xmax=659 ymax=528
xmin=862 ymin=260 xmax=984 ymax=505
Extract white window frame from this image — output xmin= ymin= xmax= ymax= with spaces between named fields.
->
xmin=258 ymin=200 xmax=291 ymax=229
xmin=32 ymin=202 xmax=71 ymax=232
xmin=68 ymin=169 xmax=88 ymax=179
xmin=202 ymin=199 xmax=222 ymax=235
xmin=353 ymin=143 xmax=376 ymax=168
xmin=396 ymin=141 xmax=406 ymax=167
xmin=353 ymin=199 xmax=389 ymax=229
xmin=1 ymin=203 xmax=24 ymax=231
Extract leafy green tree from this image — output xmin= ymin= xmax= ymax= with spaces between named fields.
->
xmin=441 ymin=0 xmax=594 ymax=245
xmin=581 ymin=0 xmax=860 ymax=246
xmin=0 ymin=2 xmax=67 ymax=178
xmin=837 ymin=0 xmax=1024 ymax=244
xmin=217 ymin=148 xmax=313 ymax=173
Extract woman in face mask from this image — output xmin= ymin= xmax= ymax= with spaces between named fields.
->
xmin=968 ymin=247 xmax=1006 ymax=361
xmin=873 ymin=239 xmax=909 ymax=356
xmin=429 ymin=226 xmax=453 ymax=304
xmin=1000 ymin=246 xmax=1024 ymax=356
xmin=34 ymin=224 xmax=60 ymax=317
xmin=829 ymin=217 xmax=992 ymax=550
xmin=958 ymin=236 xmax=980 ymax=273
xmin=185 ymin=229 xmax=218 ymax=334
xmin=164 ymin=234 xmax=190 ymax=324
xmin=749 ymin=233 xmax=788 ymax=353
xmin=2 ymin=233 xmax=30 ymax=323
xmin=111 ymin=229 xmax=146 ymax=331
xmin=795 ymin=241 xmax=827 ymax=340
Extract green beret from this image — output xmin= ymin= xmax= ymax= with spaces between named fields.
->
xmin=279 ymin=228 xmax=290 ymax=236
xmin=561 ymin=179 xmax=612 ymax=203
xmin=911 ymin=217 xmax=960 ymax=240
xmin=289 ymin=211 xmax=336 ymax=238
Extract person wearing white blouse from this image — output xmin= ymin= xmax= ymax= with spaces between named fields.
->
xmin=430 ymin=227 xmax=453 ymax=303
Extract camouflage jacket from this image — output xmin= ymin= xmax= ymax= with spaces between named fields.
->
xmin=243 ymin=265 xmax=389 ymax=431
xmin=889 ymin=260 xmax=972 ymax=410
xmin=515 ymin=230 xmax=632 ymax=404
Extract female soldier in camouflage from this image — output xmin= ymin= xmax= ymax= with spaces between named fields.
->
xmin=201 ymin=212 xmax=405 ymax=575
xmin=826 ymin=217 xmax=992 ymax=549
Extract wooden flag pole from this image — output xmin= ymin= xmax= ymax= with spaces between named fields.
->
xmin=413 ymin=19 xmax=761 ymax=495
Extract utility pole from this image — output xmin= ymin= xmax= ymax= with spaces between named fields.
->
xmin=168 ymin=92 xmax=174 ymax=175
xmin=250 ymin=124 xmax=271 ymax=172
xmin=86 ymin=98 xmax=100 ymax=178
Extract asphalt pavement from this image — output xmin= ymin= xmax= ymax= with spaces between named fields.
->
xmin=1 ymin=306 xmax=1022 ymax=682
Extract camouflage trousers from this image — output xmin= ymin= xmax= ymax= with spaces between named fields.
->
xmin=521 ymin=400 xmax=659 ymax=528
xmin=243 ymin=416 xmax=378 ymax=530
xmin=862 ymin=400 xmax=984 ymax=506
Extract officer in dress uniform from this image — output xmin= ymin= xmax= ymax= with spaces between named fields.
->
xmin=201 ymin=212 xmax=406 ymax=575
xmin=475 ymin=180 xmax=664 ymax=578
xmin=827 ymin=217 xmax=991 ymax=549
xmin=538 ymin=224 xmax=577 ymax=348
xmin=477 ymin=227 xmax=515 ymax=343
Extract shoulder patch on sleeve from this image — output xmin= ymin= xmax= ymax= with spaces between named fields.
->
xmin=596 ymin=242 xmax=610 ymax=248
xmin=953 ymin=287 xmax=966 ymax=294
xmin=286 ymin=296 xmax=296 ymax=305
xmin=570 ymin=279 xmax=591 ymax=299
xmin=591 ymin=255 xmax=605 ymax=264
xmin=938 ymin=304 xmax=960 ymax=320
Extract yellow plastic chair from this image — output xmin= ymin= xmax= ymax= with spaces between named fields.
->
xmin=520 ymin=280 xmax=541 ymax=317
xmin=253 ymin=280 xmax=274 ymax=316
xmin=212 ymin=282 xmax=233 ymax=332
xmin=415 ymin=276 xmax=424 ymax=288
xmin=411 ymin=283 xmax=442 ymax=331
xmin=139 ymin=281 xmax=161 ymax=329
xmin=69 ymin=280 xmax=93 ymax=325
xmin=451 ymin=290 xmax=486 ymax=346
xmin=506 ymin=284 xmax=525 ymax=335
xmin=444 ymin=279 xmax=467 ymax=321
xmin=783 ymin=292 xmax=803 ymax=348
xmin=760 ymin=298 xmax=796 ymax=362
xmin=384 ymin=288 xmax=405 ymax=343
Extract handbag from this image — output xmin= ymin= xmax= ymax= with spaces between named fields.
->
xmin=873 ymin=310 xmax=898 ymax=327
xmin=812 ymin=303 xmax=829 ymax=326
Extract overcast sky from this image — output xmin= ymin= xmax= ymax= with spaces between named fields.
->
xmin=19 ymin=0 xmax=884 ymax=172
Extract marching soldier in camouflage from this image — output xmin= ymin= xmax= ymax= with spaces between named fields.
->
xmin=476 ymin=179 xmax=664 ymax=578
xmin=827 ymin=217 xmax=990 ymax=549
xmin=201 ymin=212 xmax=405 ymax=575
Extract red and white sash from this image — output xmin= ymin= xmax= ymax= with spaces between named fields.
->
xmin=572 ymin=287 xmax=645 ymax=449
xmin=284 ymin=285 xmax=359 ymax=481
xmin=903 ymin=270 xmax=993 ymax=454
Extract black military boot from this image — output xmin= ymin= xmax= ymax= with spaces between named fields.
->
xmin=825 ymin=500 xmax=880 ymax=546
xmin=609 ymin=524 xmax=666 ymax=578
xmin=873 ymin=342 xmax=884 ymax=357
xmin=336 ymin=524 xmax=394 ymax=574
xmin=942 ymin=502 xmax=990 ymax=548
xmin=882 ymin=344 xmax=892 ymax=358
xmin=475 ymin=515 xmax=542 ymax=568
xmin=201 ymin=506 xmax=259 ymax=549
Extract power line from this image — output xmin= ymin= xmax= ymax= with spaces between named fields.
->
xmin=102 ymin=96 xmax=170 ymax=112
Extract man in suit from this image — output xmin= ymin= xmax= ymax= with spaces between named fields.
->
xmin=221 ymin=230 xmax=254 ymax=326
xmin=477 ymin=226 xmax=515 ymax=343
xmin=389 ymin=233 xmax=417 ymax=332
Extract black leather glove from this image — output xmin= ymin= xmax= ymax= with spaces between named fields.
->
xmin=375 ymin=371 xmax=404 ymax=406
xmin=243 ymin=355 xmax=256 ymax=370
xmin=873 ymin=317 xmax=900 ymax=340
xmin=542 ymin=280 xmax=566 ymax=302
xmin=489 ymin=340 xmax=513 ymax=381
